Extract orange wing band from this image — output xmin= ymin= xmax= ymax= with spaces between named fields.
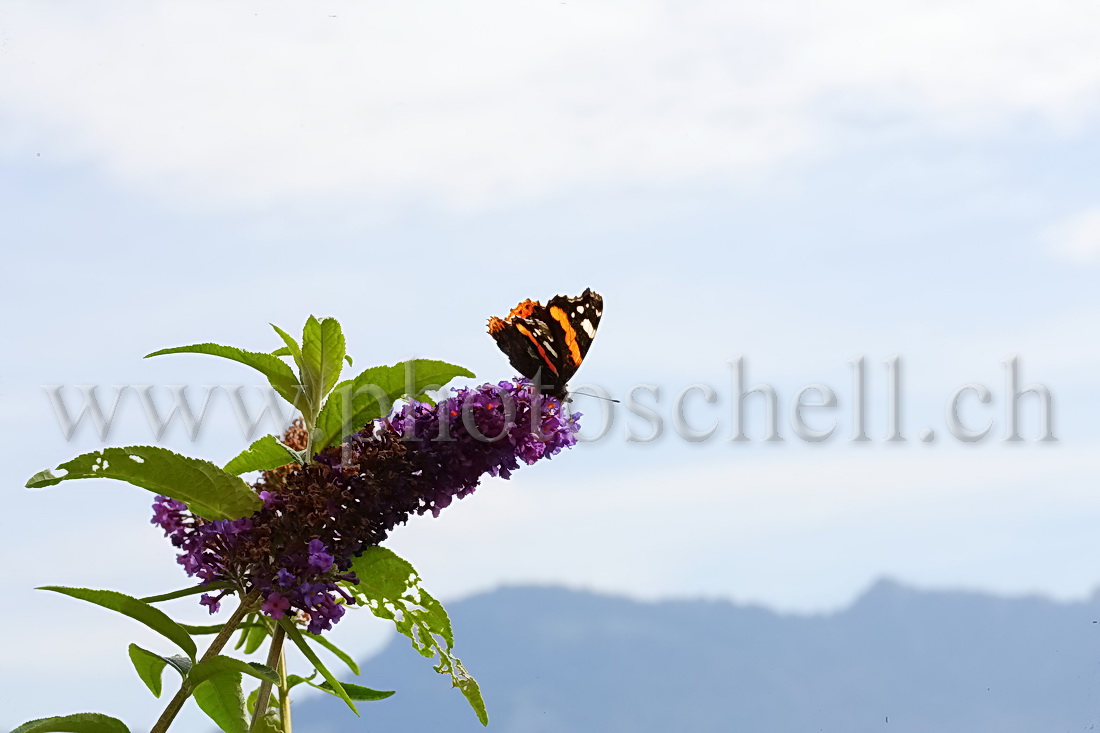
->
xmin=549 ymin=306 xmax=583 ymax=366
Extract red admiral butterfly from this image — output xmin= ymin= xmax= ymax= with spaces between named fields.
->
xmin=488 ymin=289 xmax=603 ymax=399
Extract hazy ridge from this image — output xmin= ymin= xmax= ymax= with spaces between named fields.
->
xmin=294 ymin=581 xmax=1100 ymax=732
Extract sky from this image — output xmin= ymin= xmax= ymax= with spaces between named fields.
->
xmin=3 ymin=0 xmax=1100 ymax=728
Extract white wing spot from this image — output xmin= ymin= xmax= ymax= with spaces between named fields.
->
xmin=582 ymin=320 xmax=596 ymax=337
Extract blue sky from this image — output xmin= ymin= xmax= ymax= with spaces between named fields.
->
xmin=3 ymin=0 xmax=1100 ymax=728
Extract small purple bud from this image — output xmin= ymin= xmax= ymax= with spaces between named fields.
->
xmin=199 ymin=593 xmax=221 ymax=614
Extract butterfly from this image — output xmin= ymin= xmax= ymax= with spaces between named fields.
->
xmin=487 ymin=289 xmax=603 ymax=399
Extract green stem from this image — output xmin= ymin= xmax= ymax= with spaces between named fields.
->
xmin=279 ymin=644 xmax=292 ymax=733
xmin=302 ymin=412 xmax=315 ymax=465
xmin=150 ymin=592 xmax=258 ymax=733
xmin=249 ymin=622 xmax=287 ymax=730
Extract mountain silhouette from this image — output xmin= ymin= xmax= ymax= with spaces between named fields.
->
xmin=293 ymin=582 xmax=1100 ymax=732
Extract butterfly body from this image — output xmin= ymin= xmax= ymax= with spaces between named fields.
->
xmin=488 ymin=289 xmax=603 ymax=398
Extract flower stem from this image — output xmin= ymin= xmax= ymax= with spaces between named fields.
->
xmin=278 ymin=644 xmax=292 ymax=733
xmin=150 ymin=592 xmax=258 ymax=733
xmin=249 ymin=622 xmax=287 ymax=730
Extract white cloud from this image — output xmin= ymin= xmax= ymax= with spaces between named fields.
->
xmin=1044 ymin=207 xmax=1100 ymax=263
xmin=3 ymin=0 xmax=1100 ymax=211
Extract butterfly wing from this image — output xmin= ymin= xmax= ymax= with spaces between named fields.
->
xmin=488 ymin=289 xmax=603 ymax=397
xmin=488 ymin=308 xmax=559 ymax=381
xmin=543 ymin=288 xmax=603 ymax=384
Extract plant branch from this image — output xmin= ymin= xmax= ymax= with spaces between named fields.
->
xmin=249 ymin=621 xmax=287 ymax=731
xmin=150 ymin=592 xmax=258 ymax=733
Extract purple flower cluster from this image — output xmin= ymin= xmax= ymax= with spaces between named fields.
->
xmin=152 ymin=496 xmax=357 ymax=633
xmin=151 ymin=379 xmax=580 ymax=634
xmin=382 ymin=379 xmax=580 ymax=517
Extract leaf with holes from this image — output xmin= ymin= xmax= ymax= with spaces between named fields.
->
xmin=26 ymin=446 xmax=261 ymax=521
xmin=348 ymin=547 xmax=487 ymax=725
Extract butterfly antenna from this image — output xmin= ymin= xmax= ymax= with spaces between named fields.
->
xmin=569 ymin=390 xmax=620 ymax=404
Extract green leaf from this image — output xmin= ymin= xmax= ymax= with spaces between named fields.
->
xmin=232 ymin=613 xmax=267 ymax=651
xmin=313 ymin=359 xmax=474 ymax=452
xmin=223 ymin=435 xmax=300 ymax=475
xmin=305 ymin=631 xmax=361 ymax=675
xmin=141 ymin=582 xmax=232 ymax=604
xmin=128 ymin=647 xmax=166 ymax=697
xmin=145 ymin=342 xmax=303 ymax=408
xmin=301 ymin=316 xmax=346 ymax=411
xmin=26 ymin=446 xmax=261 ymax=521
xmin=348 ymin=547 xmax=487 ymax=725
xmin=128 ymin=644 xmax=191 ymax=697
xmin=251 ymin=713 xmax=282 ymax=733
xmin=10 ymin=713 xmax=131 ymax=733
xmin=40 ymin=587 xmax=197 ymax=660
xmin=189 ymin=655 xmax=280 ymax=687
xmin=245 ymin=685 xmax=286 ymax=720
xmin=193 ymin=670 xmax=248 ymax=733
xmin=183 ymin=622 xmax=231 ymax=636
xmin=270 ymin=324 xmax=304 ymax=376
xmin=316 ymin=681 xmax=395 ymax=701
xmin=279 ymin=619 xmax=358 ymax=716
xmin=344 ymin=354 xmax=354 ymax=366
xmin=285 ymin=672 xmax=317 ymax=689
xmin=242 ymin=618 xmax=269 ymax=654
xmin=233 ymin=615 xmax=251 ymax=651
